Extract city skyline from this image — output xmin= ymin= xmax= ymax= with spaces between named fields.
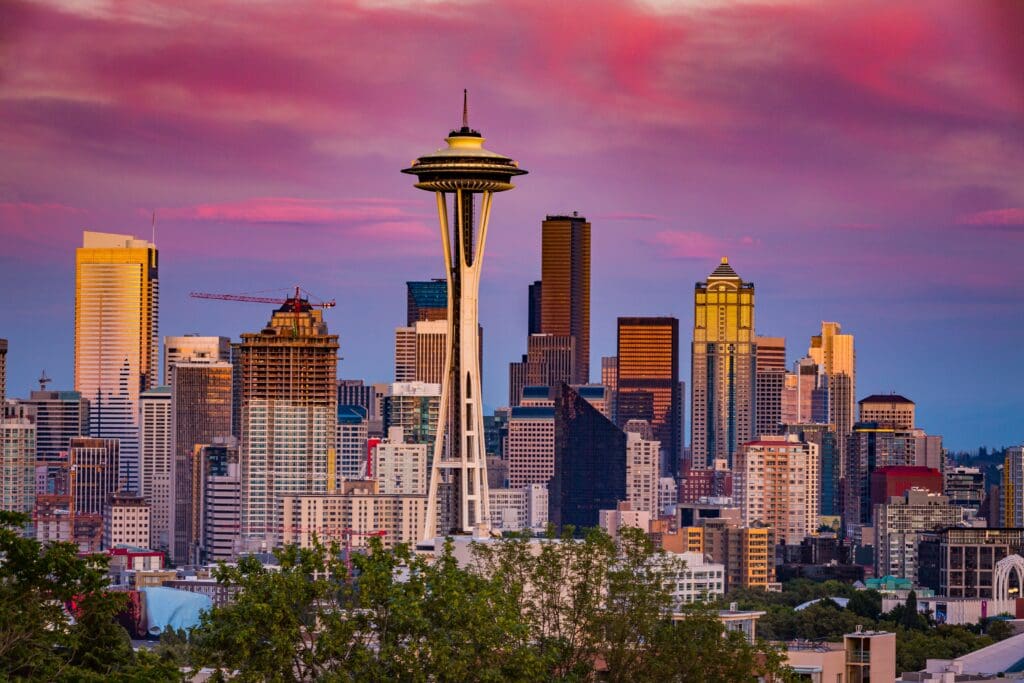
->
xmin=2 ymin=1 xmax=1023 ymax=450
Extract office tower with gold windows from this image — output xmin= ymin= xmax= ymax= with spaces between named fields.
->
xmin=616 ymin=317 xmax=680 ymax=476
xmin=691 ymin=258 xmax=755 ymax=470
xmin=809 ymin=321 xmax=856 ymax=459
xmin=75 ymin=231 xmax=158 ymax=493
xmin=541 ymin=213 xmax=591 ymax=385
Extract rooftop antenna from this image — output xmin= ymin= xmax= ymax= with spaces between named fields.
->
xmin=38 ymin=370 xmax=52 ymax=391
xmin=151 ymin=210 xmax=157 ymax=245
xmin=462 ymin=88 xmax=468 ymax=128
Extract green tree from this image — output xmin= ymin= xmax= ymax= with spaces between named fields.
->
xmin=0 ymin=510 xmax=181 ymax=682
xmin=847 ymin=589 xmax=882 ymax=621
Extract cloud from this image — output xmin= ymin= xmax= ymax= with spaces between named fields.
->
xmin=593 ymin=212 xmax=663 ymax=222
xmin=958 ymin=207 xmax=1024 ymax=228
xmin=159 ymin=197 xmax=423 ymax=226
xmin=644 ymin=229 xmax=759 ymax=260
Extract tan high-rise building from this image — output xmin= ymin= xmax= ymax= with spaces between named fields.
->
xmin=734 ymin=435 xmax=820 ymax=545
xmin=507 ymin=404 xmax=556 ymax=489
xmin=394 ymin=320 xmax=447 ymax=385
xmin=237 ymin=299 xmax=338 ymax=551
xmin=1 ymin=407 xmax=37 ymax=518
xmin=754 ymin=336 xmax=785 ymax=439
xmin=691 ymin=258 xmax=755 ymax=469
xmin=858 ymin=394 xmax=915 ymax=430
xmin=809 ymin=321 xmax=855 ymax=458
xmin=103 ymin=492 xmax=150 ymax=549
xmin=541 ymin=214 xmax=591 ymax=384
xmin=163 ymin=335 xmax=230 ymax=385
xmin=75 ymin=231 xmax=158 ymax=494
xmin=139 ymin=386 xmax=172 ymax=552
xmin=625 ymin=431 xmax=660 ymax=516
xmin=170 ymin=361 xmax=232 ymax=564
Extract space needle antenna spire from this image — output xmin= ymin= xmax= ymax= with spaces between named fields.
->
xmin=403 ymin=94 xmax=527 ymax=541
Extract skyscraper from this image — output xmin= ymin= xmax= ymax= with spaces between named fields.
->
xmin=67 ymin=437 xmax=120 ymax=516
xmin=170 ymin=361 xmax=232 ymax=564
xmin=541 ymin=213 xmax=591 ymax=384
xmin=0 ymin=338 xmax=7 ymax=404
xmin=844 ymin=422 xmax=915 ymax=539
xmin=139 ymin=386 xmax=171 ymax=552
xmin=616 ymin=317 xmax=680 ymax=476
xmin=200 ymin=438 xmax=241 ymax=562
xmin=508 ymin=334 xmax=577 ymax=407
xmin=237 ymin=297 xmax=338 ymax=550
xmin=550 ymin=384 xmax=627 ymax=531
xmin=382 ymin=382 xmax=441 ymax=449
xmin=402 ymin=93 xmax=527 ymax=538
xmin=406 ymin=279 xmax=448 ymax=326
xmin=23 ymin=390 xmax=90 ymax=463
xmin=733 ymin=435 xmax=820 ymax=546
xmin=75 ymin=231 xmax=159 ymax=493
xmin=506 ymin=403 xmax=556 ymax=489
xmin=691 ymin=258 xmax=755 ymax=470
xmin=527 ymin=281 xmax=542 ymax=335
xmin=394 ymin=320 xmax=447 ymax=384
xmin=336 ymin=404 xmax=369 ymax=483
xmin=858 ymin=394 xmax=915 ymax=430
xmin=1 ymin=407 xmax=37 ymax=520
xmin=163 ymin=335 xmax=230 ymax=385
xmin=753 ymin=336 xmax=785 ymax=439
xmin=809 ymin=322 xmax=855 ymax=459
xmin=1004 ymin=446 xmax=1024 ymax=528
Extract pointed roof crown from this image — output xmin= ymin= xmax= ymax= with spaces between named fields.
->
xmin=709 ymin=256 xmax=740 ymax=279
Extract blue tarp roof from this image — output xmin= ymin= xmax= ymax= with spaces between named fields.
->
xmin=141 ymin=586 xmax=212 ymax=635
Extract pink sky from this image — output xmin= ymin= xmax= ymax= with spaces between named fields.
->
xmin=1 ymin=0 xmax=1022 ymax=448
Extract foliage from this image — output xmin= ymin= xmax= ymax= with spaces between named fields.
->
xmin=0 ymin=510 xmax=181 ymax=682
xmin=188 ymin=527 xmax=791 ymax=681
xmin=893 ymin=625 xmax=993 ymax=674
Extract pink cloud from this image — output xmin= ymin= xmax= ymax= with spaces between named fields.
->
xmin=644 ymin=230 xmax=759 ymax=260
xmin=159 ymin=197 xmax=421 ymax=226
xmin=958 ymin=207 xmax=1024 ymax=227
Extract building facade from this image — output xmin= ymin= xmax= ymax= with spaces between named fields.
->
xmin=23 ymin=390 xmax=90 ymax=462
xmin=237 ymin=300 xmax=338 ymax=551
xmin=507 ymin=405 xmax=556 ymax=489
xmin=808 ymin=322 xmax=855 ymax=464
xmin=1 ymin=410 xmax=37 ymax=519
xmin=540 ymin=213 xmax=591 ymax=385
xmin=733 ymin=435 xmax=820 ymax=545
xmin=874 ymin=490 xmax=963 ymax=584
xmin=550 ymin=384 xmax=626 ymax=531
xmin=170 ymin=361 xmax=232 ymax=565
xmin=75 ymin=231 xmax=159 ymax=494
xmin=163 ymin=335 xmax=230 ymax=385
xmin=617 ymin=317 xmax=680 ymax=476
xmin=753 ymin=336 xmax=785 ymax=439
xmin=103 ymin=492 xmax=151 ymax=549
xmin=691 ymin=259 xmax=754 ymax=469
xmin=138 ymin=386 xmax=171 ymax=552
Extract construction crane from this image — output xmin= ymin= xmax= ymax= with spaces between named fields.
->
xmin=339 ymin=529 xmax=388 ymax=576
xmin=189 ymin=286 xmax=336 ymax=310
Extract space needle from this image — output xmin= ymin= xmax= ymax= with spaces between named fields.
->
xmin=403 ymin=92 xmax=527 ymax=539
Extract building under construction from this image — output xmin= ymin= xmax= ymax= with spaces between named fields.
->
xmin=235 ymin=297 xmax=338 ymax=551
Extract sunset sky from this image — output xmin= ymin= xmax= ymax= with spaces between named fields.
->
xmin=1 ymin=0 xmax=1022 ymax=450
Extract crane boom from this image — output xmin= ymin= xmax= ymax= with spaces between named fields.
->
xmin=189 ymin=289 xmax=336 ymax=309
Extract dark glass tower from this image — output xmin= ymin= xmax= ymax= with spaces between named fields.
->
xmin=550 ymin=384 xmax=626 ymax=532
